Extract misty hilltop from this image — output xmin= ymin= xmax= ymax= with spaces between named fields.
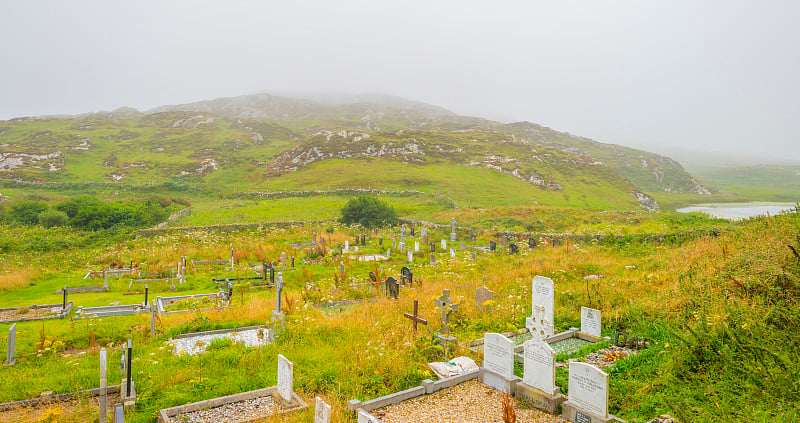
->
xmin=0 ymin=93 xmax=711 ymax=210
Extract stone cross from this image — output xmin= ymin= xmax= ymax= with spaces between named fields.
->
xmin=434 ymin=289 xmax=458 ymax=335
xmin=5 ymin=323 xmax=16 ymax=365
xmin=99 ymin=348 xmax=107 ymax=423
xmin=450 ymin=217 xmax=457 ymax=242
xmin=526 ymin=276 xmax=555 ymax=339
xmin=403 ymin=299 xmax=428 ymax=335
xmin=230 ymin=245 xmax=235 ymax=267
xmin=314 ymin=397 xmax=331 ymax=423
xmin=277 ymin=354 xmax=294 ymax=404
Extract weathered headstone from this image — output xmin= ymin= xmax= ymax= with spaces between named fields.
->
xmin=564 ymin=362 xmax=609 ymax=421
xmin=510 ymin=243 xmax=519 ymax=254
xmin=339 ymin=261 xmax=345 ymax=277
xmin=386 ymin=248 xmax=391 ymax=258
xmin=5 ymin=323 xmax=16 ymax=366
xmin=471 ymin=252 xmax=477 ymax=262
xmin=528 ymin=237 xmax=537 ymax=249
xmin=581 ymin=307 xmax=602 ymax=338
xmin=489 ymin=240 xmax=497 ymax=251
xmin=430 ymin=242 xmax=436 ymax=252
xmin=475 ymin=286 xmax=493 ymax=312
xmin=441 ymin=239 xmax=447 ymax=250
xmin=483 ymin=333 xmax=514 ymax=377
xmin=280 ymin=252 xmax=286 ymax=266
xmin=470 ymin=233 xmax=476 ymax=242
xmin=526 ymin=276 xmax=555 ymax=339
xmin=400 ymin=225 xmax=406 ymax=244
xmin=392 ymin=239 xmax=396 ymax=250
xmin=460 ymin=241 xmax=465 ymax=250
xmin=430 ymin=253 xmax=436 ymax=265
xmin=277 ymin=354 xmax=294 ymax=404
xmin=378 ymin=237 xmax=383 ymax=246
xmin=344 ymin=240 xmax=349 ymax=253
xmin=434 ymin=289 xmax=458 ymax=359
xmin=414 ymin=241 xmax=420 ymax=252
xmin=272 ymin=273 xmax=285 ymax=325
xmin=450 ymin=248 xmax=456 ymax=258
xmin=420 ymin=227 xmax=426 ymax=238
xmin=386 ymin=277 xmax=399 ymax=299
xmin=400 ymin=267 xmax=413 ymax=285
xmin=410 ymin=225 xmax=415 ymax=236
xmin=407 ymin=249 xmax=413 ymax=263
xmin=361 ymin=234 xmax=366 ymax=246
xmin=501 ymin=235 xmax=508 ymax=246
xmin=314 ymin=397 xmax=331 ymax=423
xmin=369 ymin=272 xmax=378 ymax=283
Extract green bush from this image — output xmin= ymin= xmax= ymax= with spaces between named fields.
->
xmin=9 ymin=201 xmax=48 ymax=225
xmin=38 ymin=209 xmax=69 ymax=228
xmin=339 ymin=196 xmax=398 ymax=228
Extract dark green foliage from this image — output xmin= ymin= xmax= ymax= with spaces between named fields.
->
xmin=55 ymin=196 xmax=173 ymax=230
xmin=339 ymin=196 xmax=398 ymax=228
xmin=9 ymin=201 xmax=48 ymax=224
xmin=37 ymin=209 xmax=68 ymax=228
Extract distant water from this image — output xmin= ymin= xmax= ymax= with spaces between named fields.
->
xmin=676 ymin=202 xmax=798 ymax=220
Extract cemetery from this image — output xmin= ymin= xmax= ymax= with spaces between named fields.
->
xmin=0 ymin=208 xmax=798 ymax=423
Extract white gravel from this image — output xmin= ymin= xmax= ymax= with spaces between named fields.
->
xmin=169 ymin=395 xmax=278 ymax=423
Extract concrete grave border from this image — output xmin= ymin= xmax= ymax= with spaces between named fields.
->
xmin=75 ymin=304 xmax=149 ymax=319
xmin=157 ymin=387 xmax=308 ymax=423
xmin=0 ymin=385 xmax=122 ymax=412
xmin=0 ymin=302 xmax=74 ymax=323
xmin=155 ymin=293 xmax=227 ymax=316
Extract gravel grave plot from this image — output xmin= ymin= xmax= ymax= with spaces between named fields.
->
xmin=373 ymin=380 xmax=567 ymax=423
xmin=563 ymin=345 xmax=639 ymax=369
xmin=549 ymin=338 xmax=593 ymax=355
xmin=0 ymin=306 xmax=62 ymax=322
xmin=168 ymin=396 xmax=278 ymax=423
xmin=171 ymin=329 xmax=270 ymax=356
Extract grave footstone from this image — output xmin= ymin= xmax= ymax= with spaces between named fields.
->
xmin=5 ymin=323 xmax=16 ymax=365
xmin=475 ymin=286 xmax=493 ymax=312
xmin=516 ymin=339 xmax=564 ymax=414
xmin=526 ymin=276 xmax=555 ymax=339
xmin=563 ymin=362 xmax=614 ymax=422
xmin=314 ymin=397 xmax=331 ymax=423
xmin=277 ymin=354 xmax=294 ymax=404
xmin=386 ymin=277 xmax=399 ymax=300
xmin=581 ymin=307 xmax=602 ymax=338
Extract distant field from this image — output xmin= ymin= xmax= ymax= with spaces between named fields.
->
xmin=687 ymin=165 xmax=800 ymax=202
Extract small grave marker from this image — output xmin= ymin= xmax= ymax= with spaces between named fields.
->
xmin=483 ymin=333 xmax=514 ymax=378
xmin=471 ymin=252 xmax=477 ymax=262
xmin=566 ymin=362 xmax=609 ymax=419
xmin=460 ymin=241 xmax=465 ymax=250
xmin=344 ymin=240 xmax=349 ymax=253
xmin=450 ymin=217 xmax=457 ymax=242
xmin=379 ymin=237 xmax=383 ymax=246
xmin=528 ymin=237 xmax=537 ymax=249
xmin=5 ymin=323 xmax=16 ymax=365
xmin=369 ymin=272 xmax=378 ymax=283
xmin=470 ymin=233 xmax=476 ymax=242
xmin=441 ymin=239 xmax=447 ymax=250
xmin=414 ymin=241 xmax=419 ymax=252
xmin=489 ymin=240 xmax=496 ymax=251
xmin=314 ymin=397 xmax=331 ymax=423
xmin=420 ymin=227 xmax=426 ymax=238
xmin=509 ymin=243 xmax=519 ymax=254
xmin=400 ymin=266 xmax=413 ymax=285
xmin=403 ymin=299 xmax=428 ymax=335
xmin=581 ymin=307 xmax=602 ymax=338
xmin=449 ymin=247 xmax=455 ymax=258
xmin=386 ymin=277 xmax=399 ymax=299
xmin=430 ymin=253 xmax=436 ymax=265
xmin=407 ymin=250 xmax=413 ymax=263
xmin=277 ymin=354 xmax=294 ymax=404
xmin=429 ymin=242 xmax=436 ymax=252
xmin=475 ymin=286 xmax=493 ymax=312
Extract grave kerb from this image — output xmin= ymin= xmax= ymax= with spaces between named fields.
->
xmin=157 ymin=387 xmax=308 ymax=423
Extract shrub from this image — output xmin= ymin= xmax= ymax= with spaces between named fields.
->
xmin=38 ymin=209 xmax=68 ymax=228
xmin=339 ymin=196 xmax=398 ymax=228
xmin=10 ymin=201 xmax=48 ymax=225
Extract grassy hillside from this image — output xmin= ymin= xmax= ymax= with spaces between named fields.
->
xmin=687 ymin=165 xmax=800 ymax=201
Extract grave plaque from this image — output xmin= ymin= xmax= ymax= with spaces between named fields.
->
xmin=386 ymin=277 xmax=399 ymax=299
xmin=314 ymin=397 xmax=331 ymax=423
xmin=5 ymin=323 xmax=15 ymax=365
xmin=483 ymin=333 xmax=514 ymax=377
xmin=581 ymin=307 xmax=602 ymax=338
xmin=475 ymin=286 xmax=493 ymax=312
xmin=523 ymin=339 xmax=556 ymax=395
xmin=277 ymin=354 xmax=294 ymax=403
xmin=568 ymin=362 xmax=608 ymax=418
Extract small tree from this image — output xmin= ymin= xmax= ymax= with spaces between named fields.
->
xmin=339 ymin=196 xmax=398 ymax=228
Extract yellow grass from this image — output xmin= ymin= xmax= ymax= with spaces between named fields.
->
xmin=0 ymin=269 xmax=38 ymax=293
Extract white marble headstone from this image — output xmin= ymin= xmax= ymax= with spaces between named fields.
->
xmin=357 ymin=409 xmax=378 ymax=423
xmin=526 ymin=276 xmax=555 ymax=338
xmin=581 ymin=306 xmax=602 ymax=338
xmin=277 ymin=354 xmax=293 ymax=403
xmin=450 ymin=248 xmax=455 ymax=258
xmin=344 ymin=241 xmax=349 ymax=253
xmin=483 ymin=333 xmax=514 ymax=377
xmin=314 ymin=397 xmax=331 ymax=423
xmin=522 ymin=339 xmax=556 ymax=395
xmin=408 ymin=250 xmax=413 ymax=263
xmin=441 ymin=239 xmax=447 ymax=249
xmin=414 ymin=241 xmax=419 ymax=252
xmin=568 ymin=362 xmax=608 ymax=418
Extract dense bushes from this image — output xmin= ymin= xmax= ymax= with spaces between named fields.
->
xmin=339 ymin=196 xmax=398 ymax=228
xmin=0 ymin=196 xmax=175 ymax=230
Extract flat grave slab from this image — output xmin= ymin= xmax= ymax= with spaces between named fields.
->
xmin=168 ymin=325 xmax=273 ymax=356
xmin=0 ymin=303 xmax=74 ymax=323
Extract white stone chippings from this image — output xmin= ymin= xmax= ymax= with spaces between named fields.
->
xmin=171 ymin=329 xmax=271 ymax=356
xmin=169 ymin=396 xmax=278 ymax=423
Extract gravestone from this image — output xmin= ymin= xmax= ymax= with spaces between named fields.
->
xmin=392 ymin=239 xmax=396 ymax=250
xmin=441 ymin=239 xmax=447 ymax=250
xmin=379 ymin=237 xmax=383 ymax=246
xmin=386 ymin=277 xmax=399 ymax=300
xmin=471 ymin=252 xmax=477 ymax=262
xmin=563 ymin=362 xmax=610 ymax=422
xmin=414 ymin=241 xmax=419 ymax=252
xmin=280 ymin=252 xmax=286 ymax=266
xmin=403 ymin=299 xmax=428 ymax=335
xmin=272 ymin=273 xmax=285 ymax=325
xmin=528 ymin=237 xmax=537 ymax=249
xmin=489 ymin=241 xmax=497 ymax=251
xmin=434 ymin=289 xmax=458 ymax=359
xmin=475 ymin=286 xmax=493 ymax=312
xmin=400 ymin=267 xmax=413 ymax=285
xmin=314 ymin=397 xmax=331 ymax=423
xmin=407 ymin=250 xmax=413 ymax=263
xmin=99 ymin=348 xmax=108 ymax=423
xmin=410 ymin=225 xmax=415 ymax=236
xmin=450 ymin=217 xmax=457 ymax=242
xmin=501 ymin=235 xmax=508 ymax=246
xmin=361 ymin=234 xmax=366 ymax=246
xmin=516 ymin=339 xmax=564 ymax=414
xmin=5 ymin=323 xmax=16 ymax=365
xmin=277 ymin=354 xmax=294 ymax=404
xmin=460 ymin=241 xmax=465 ymax=250
xmin=420 ymin=227 xmax=426 ymax=238
xmin=386 ymin=248 xmax=391 ymax=258
xmin=450 ymin=248 xmax=456 ymax=258
xmin=430 ymin=254 xmax=436 ymax=265
xmin=470 ymin=233 xmax=476 ymax=242
xmin=114 ymin=403 xmax=124 ymax=423
xmin=344 ymin=241 xmax=349 ymax=253
xmin=581 ymin=307 xmax=602 ymax=338
xmin=483 ymin=333 xmax=514 ymax=377
xmin=509 ymin=244 xmax=519 ymax=254
xmin=430 ymin=242 xmax=436 ymax=252
xmin=399 ymin=242 xmax=405 ymax=252
xmin=400 ymin=225 xmax=406 ymax=244
xmin=358 ymin=409 xmax=379 ymax=423
xmin=526 ymin=276 xmax=555 ymax=339
xmin=339 ymin=262 xmax=345 ymax=276
xmin=369 ymin=272 xmax=378 ymax=283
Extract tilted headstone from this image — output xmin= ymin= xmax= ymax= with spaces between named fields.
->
xmin=581 ymin=307 xmax=602 ymax=338
xmin=277 ymin=354 xmax=294 ymax=403
xmin=475 ymin=286 xmax=493 ymax=312
xmin=386 ymin=277 xmax=399 ymax=299
xmin=314 ymin=397 xmax=331 ymax=423
xmin=526 ymin=276 xmax=555 ymax=339
xmin=567 ymin=362 xmax=609 ymax=418
xmin=483 ymin=333 xmax=514 ymax=377
xmin=5 ymin=323 xmax=16 ymax=365
xmin=523 ymin=339 xmax=556 ymax=395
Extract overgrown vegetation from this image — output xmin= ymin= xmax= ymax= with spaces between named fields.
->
xmin=339 ymin=196 xmax=398 ymax=228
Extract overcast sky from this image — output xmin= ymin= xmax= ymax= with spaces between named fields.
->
xmin=1 ymin=1 xmax=798 ymax=163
